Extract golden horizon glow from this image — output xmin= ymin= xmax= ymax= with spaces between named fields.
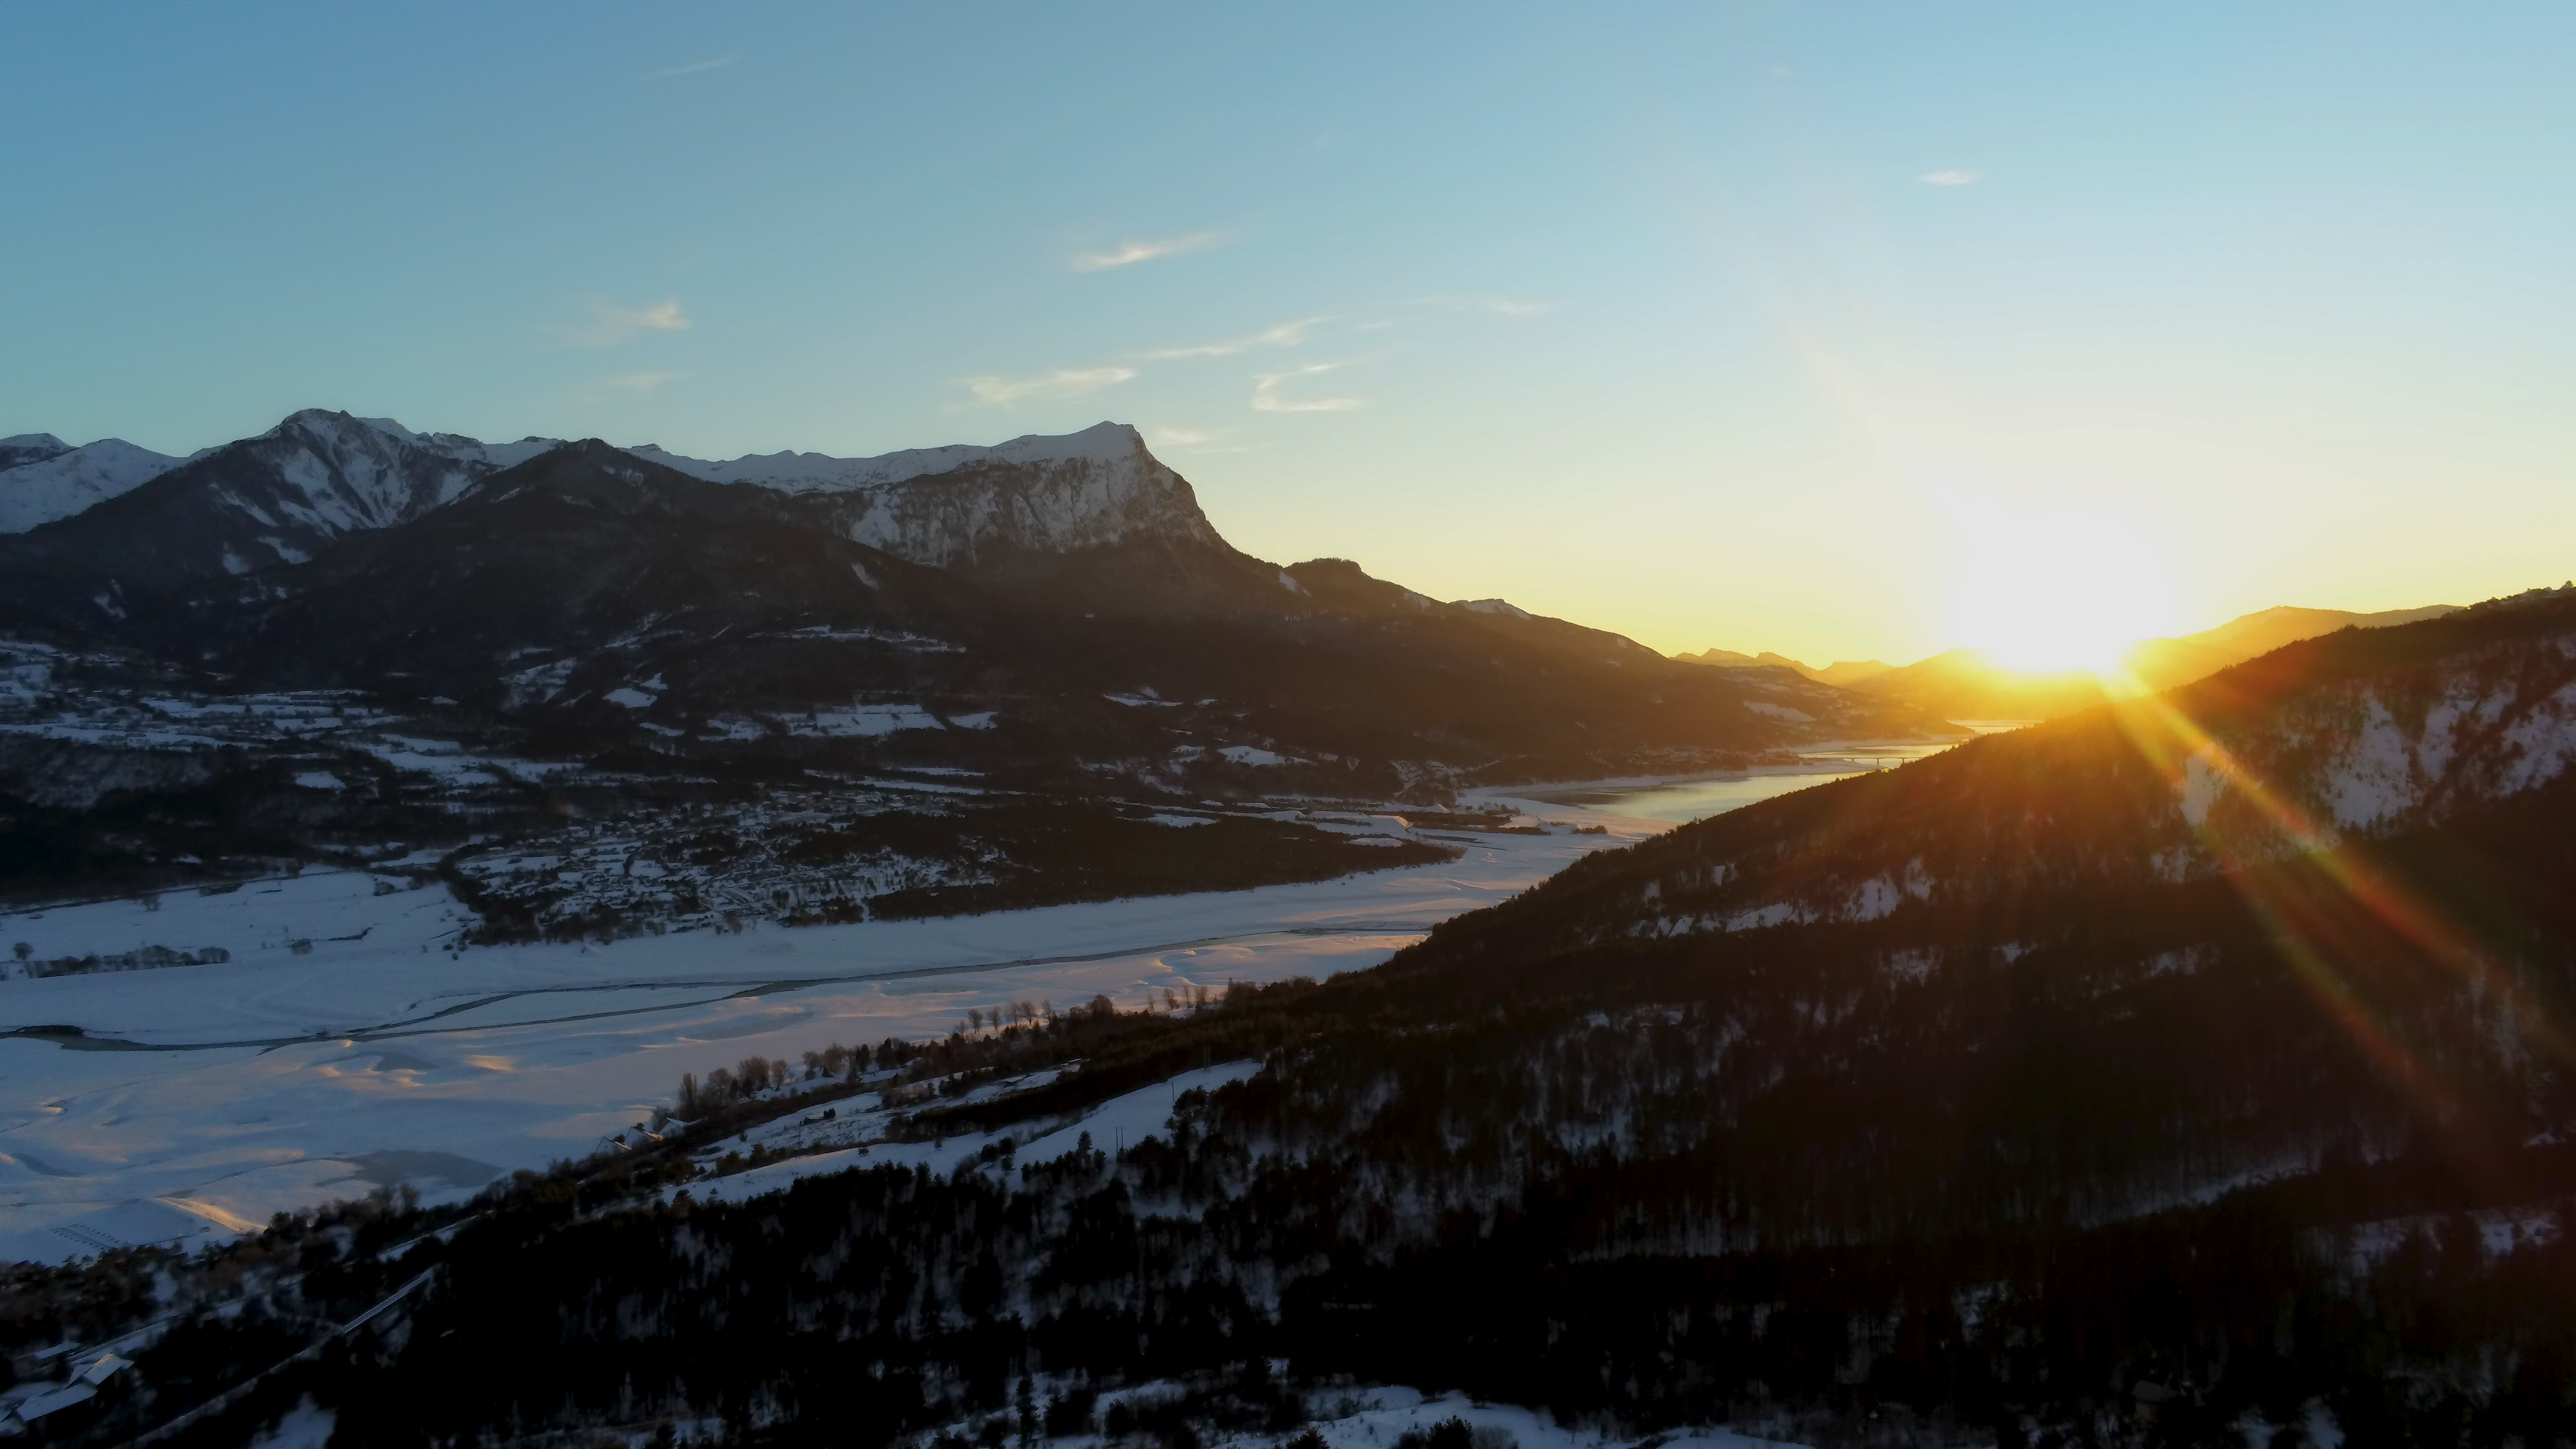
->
xmin=1943 ymin=494 xmax=2180 ymax=676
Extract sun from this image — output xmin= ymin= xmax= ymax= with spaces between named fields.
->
xmin=1946 ymin=497 xmax=2178 ymax=676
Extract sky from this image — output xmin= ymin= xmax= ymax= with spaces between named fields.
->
xmin=5 ymin=2 xmax=2572 ymax=665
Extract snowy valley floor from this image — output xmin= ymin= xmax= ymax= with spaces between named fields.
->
xmin=0 ymin=796 xmax=1664 ymax=1260
xmin=239 ymin=1384 xmax=1810 ymax=1449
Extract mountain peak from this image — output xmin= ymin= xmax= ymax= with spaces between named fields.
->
xmin=0 ymin=433 xmax=75 ymax=476
xmin=613 ymin=421 xmax=1211 ymax=569
xmin=0 ymin=436 xmax=189 ymax=534
xmin=267 ymin=407 xmax=374 ymax=438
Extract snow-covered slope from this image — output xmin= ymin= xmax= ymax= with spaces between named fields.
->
xmin=210 ymin=409 xmax=532 ymax=541
xmin=635 ymin=421 xmax=1222 ymax=568
xmin=0 ymin=434 xmax=70 ymax=472
xmin=0 ymin=437 xmax=190 ymax=533
xmin=2184 ymin=609 xmax=2576 ymax=841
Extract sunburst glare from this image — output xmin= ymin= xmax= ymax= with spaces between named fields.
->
xmin=1944 ymin=495 xmax=2180 ymax=673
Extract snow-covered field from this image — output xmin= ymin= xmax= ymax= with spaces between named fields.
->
xmin=0 ymin=802 xmax=1663 ymax=1262
xmin=235 ymin=1383 xmax=1811 ymax=1449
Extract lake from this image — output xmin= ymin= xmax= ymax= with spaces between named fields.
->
xmin=1510 ymin=722 xmax=2037 ymax=824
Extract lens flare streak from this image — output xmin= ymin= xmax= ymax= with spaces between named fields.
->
xmin=2103 ymin=667 xmax=2576 ymax=1143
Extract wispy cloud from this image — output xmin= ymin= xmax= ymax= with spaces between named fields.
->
xmin=965 ymin=366 xmax=1138 ymax=406
xmin=1252 ymin=362 xmax=1364 ymax=414
xmin=1413 ymin=294 xmax=1554 ymax=318
xmin=555 ymin=299 xmax=692 ymax=348
xmin=1920 ymin=168 xmax=1980 ymax=186
xmin=642 ymin=54 xmax=740 ymax=81
xmin=1143 ymin=317 xmax=1324 ymax=360
xmin=1149 ymin=425 xmax=1252 ymax=455
xmin=606 ymin=370 xmax=681 ymax=394
xmin=1071 ymin=231 xmax=1224 ymax=272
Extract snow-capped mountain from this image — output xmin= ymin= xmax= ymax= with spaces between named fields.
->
xmin=0 ymin=436 xmax=193 ymax=533
xmin=657 ymin=421 xmax=1228 ymax=568
xmin=1 ymin=412 xmax=1230 ymax=591
xmin=0 ymin=433 xmax=70 ymax=471
xmin=0 ymin=410 xmax=590 ymax=616
xmin=195 ymin=408 xmax=541 ymax=548
xmin=0 ymin=410 xmax=1953 ymax=808
xmin=348 ymin=414 xmax=565 ymax=473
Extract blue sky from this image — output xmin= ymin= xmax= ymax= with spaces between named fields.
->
xmin=7 ymin=2 xmax=2572 ymax=662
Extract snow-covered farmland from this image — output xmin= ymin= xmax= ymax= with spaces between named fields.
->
xmin=0 ymin=808 xmax=1659 ymax=1262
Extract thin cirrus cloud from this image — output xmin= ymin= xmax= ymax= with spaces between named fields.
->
xmin=641 ymin=54 xmax=741 ymax=81
xmin=1920 ymin=168 xmax=1980 ymax=186
xmin=1251 ymin=362 xmax=1364 ymax=414
xmin=554 ymin=299 xmax=692 ymax=348
xmin=1069 ymin=231 xmax=1225 ymax=272
xmin=964 ymin=366 xmax=1138 ymax=407
xmin=1142 ymin=317 xmax=1326 ymax=360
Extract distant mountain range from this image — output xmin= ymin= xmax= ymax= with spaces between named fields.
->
xmin=1673 ymin=647 xmax=1894 ymax=688
xmin=0 ymin=411 xmax=1946 ymax=916
xmin=0 ymin=411 xmax=1940 ymax=769
xmin=1680 ymin=600 xmax=2463 ymax=720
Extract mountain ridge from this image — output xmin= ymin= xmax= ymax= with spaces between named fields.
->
xmin=0 ymin=423 xmax=1957 ymax=922
xmin=1682 ymin=600 xmax=2467 ymax=721
xmin=0 ymin=436 xmax=195 ymax=533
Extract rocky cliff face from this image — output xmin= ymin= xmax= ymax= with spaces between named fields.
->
xmin=637 ymin=421 xmax=1226 ymax=569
